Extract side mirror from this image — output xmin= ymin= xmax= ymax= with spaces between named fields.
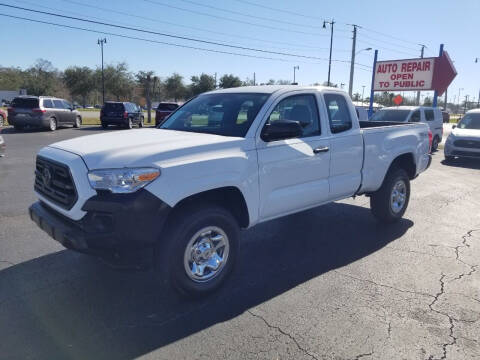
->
xmin=261 ymin=120 xmax=302 ymax=142
xmin=452 ymin=124 xmax=456 ymax=129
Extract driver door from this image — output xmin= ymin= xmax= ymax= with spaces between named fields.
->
xmin=257 ymin=93 xmax=331 ymax=221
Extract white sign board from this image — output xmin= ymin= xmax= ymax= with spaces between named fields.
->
xmin=373 ymin=58 xmax=435 ymax=91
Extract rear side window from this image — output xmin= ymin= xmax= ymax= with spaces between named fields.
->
xmin=104 ymin=103 xmax=125 ymax=112
xmin=158 ymin=103 xmax=178 ymax=111
xmin=11 ymin=98 xmax=38 ymax=108
xmin=324 ymin=94 xmax=352 ymax=133
xmin=53 ymin=100 xmax=64 ymax=109
xmin=425 ymin=109 xmax=435 ymax=121
xmin=42 ymin=99 xmax=54 ymax=108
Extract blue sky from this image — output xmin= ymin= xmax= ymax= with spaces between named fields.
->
xmin=0 ymin=0 xmax=478 ymax=103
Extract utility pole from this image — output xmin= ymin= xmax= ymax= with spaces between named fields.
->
xmin=214 ymin=72 xmax=217 ymax=89
xmin=362 ymin=85 xmax=365 ymax=105
xmin=293 ymin=65 xmax=299 ymax=84
xmin=348 ymin=24 xmax=358 ymax=97
xmin=458 ymin=88 xmax=463 ymax=114
xmin=416 ymin=44 xmax=425 ymax=105
xmin=323 ymin=19 xmax=335 ymax=86
xmin=464 ymin=95 xmax=468 ymax=114
xmin=146 ymin=75 xmax=151 ymax=124
xmin=253 ymin=72 xmax=256 ymax=86
xmin=444 ymin=88 xmax=448 ymax=111
xmin=97 ymin=38 xmax=107 ymax=104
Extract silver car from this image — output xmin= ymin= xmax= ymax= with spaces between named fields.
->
xmin=444 ymin=109 xmax=480 ymax=161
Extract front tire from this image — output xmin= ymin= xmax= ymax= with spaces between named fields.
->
xmin=139 ymin=117 xmax=144 ymax=128
xmin=370 ymin=167 xmax=410 ymax=223
xmin=156 ymin=204 xmax=239 ymax=297
xmin=444 ymin=155 xmax=454 ymax=162
xmin=101 ymin=122 xmax=108 ymax=129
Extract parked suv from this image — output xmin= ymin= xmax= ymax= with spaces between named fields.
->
xmin=8 ymin=96 xmax=82 ymax=131
xmin=100 ymin=102 xmax=144 ymax=129
xmin=155 ymin=102 xmax=179 ymax=126
xmin=370 ymin=106 xmax=443 ymax=151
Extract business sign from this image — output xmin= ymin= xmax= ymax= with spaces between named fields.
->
xmin=372 ymin=51 xmax=456 ymax=95
xmin=373 ymin=58 xmax=435 ymax=91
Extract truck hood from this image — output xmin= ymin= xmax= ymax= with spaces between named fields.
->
xmin=451 ymin=128 xmax=480 ymax=138
xmin=49 ymin=129 xmax=247 ymax=169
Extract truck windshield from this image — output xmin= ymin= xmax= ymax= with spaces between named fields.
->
xmin=458 ymin=113 xmax=480 ymax=129
xmin=160 ymin=93 xmax=269 ymax=137
xmin=370 ymin=109 xmax=411 ymax=122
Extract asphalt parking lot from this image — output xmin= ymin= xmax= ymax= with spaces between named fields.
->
xmin=0 ymin=126 xmax=479 ymax=360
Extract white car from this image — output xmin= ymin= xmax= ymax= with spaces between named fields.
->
xmin=29 ymin=86 xmax=431 ymax=296
xmin=370 ymin=106 xmax=444 ymax=151
xmin=444 ymin=109 xmax=480 ymax=161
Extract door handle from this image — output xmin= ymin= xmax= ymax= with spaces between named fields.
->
xmin=313 ymin=146 xmax=329 ymax=154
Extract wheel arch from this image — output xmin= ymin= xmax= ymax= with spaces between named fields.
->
xmin=170 ymin=186 xmax=250 ymax=228
xmin=387 ymin=152 xmax=416 ymax=180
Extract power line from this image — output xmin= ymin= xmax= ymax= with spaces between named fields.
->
xmin=232 ymin=0 xmax=322 ymax=21
xmin=356 ymin=40 xmax=418 ymax=57
xmin=234 ymin=0 xmax=429 ymax=49
xmin=0 ymin=3 xmax=329 ymax=60
xmin=58 ymin=0 xmax=327 ymax=50
xmin=359 ymin=32 xmax=420 ymax=53
xmin=0 ymin=11 xmax=371 ymax=71
xmin=141 ymin=0 xmax=326 ymax=36
xmin=176 ymin=0 xmax=324 ymax=30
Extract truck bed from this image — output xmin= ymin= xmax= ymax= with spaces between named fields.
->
xmin=359 ymin=120 xmax=414 ymax=128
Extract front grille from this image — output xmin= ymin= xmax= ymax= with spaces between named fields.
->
xmin=454 ymin=139 xmax=480 ymax=149
xmin=452 ymin=150 xmax=480 ymax=158
xmin=34 ymin=156 xmax=78 ymax=210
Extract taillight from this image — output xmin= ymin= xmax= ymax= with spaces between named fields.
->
xmin=428 ymin=130 xmax=433 ymax=151
xmin=123 ymin=111 xmax=128 ymax=119
xmin=32 ymin=108 xmax=46 ymax=113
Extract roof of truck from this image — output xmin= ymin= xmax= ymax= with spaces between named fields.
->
xmin=205 ymin=85 xmax=343 ymax=95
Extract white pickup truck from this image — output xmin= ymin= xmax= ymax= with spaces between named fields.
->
xmin=29 ymin=86 xmax=431 ymax=296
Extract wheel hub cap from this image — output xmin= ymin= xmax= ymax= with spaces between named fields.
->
xmin=391 ymin=180 xmax=406 ymax=213
xmin=184 ymin=227 xmax=229 ymax=282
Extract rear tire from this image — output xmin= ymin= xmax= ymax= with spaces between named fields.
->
xmin=156 ymin=203 xmax=240 ymax=297
xmin=125 ymin=118 xmax=133 ymax=129
xmin=48 ymin=117 xmax=57 ymax=131
xmin=74 ymin=116 xmax=81 ymax=128
xmin=431 ymin=136 xmax=439 ymax=152
xmin=139 ymin=117 xmax=144 ymax=128
xmin=370 ymin=167 xmax=410 ymax=223
xmin=101 ymin=122 xmax=108 ymax=129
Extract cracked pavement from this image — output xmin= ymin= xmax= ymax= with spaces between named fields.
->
xmin=0 ymin=127 xmax=479 ymax=359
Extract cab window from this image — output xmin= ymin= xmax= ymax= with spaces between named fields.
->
xmin=410 ymin=110 xmax=421 ymax=122
xmin=267 ymin=94 xmax=320 ymax=137
xmin=425 ymin=109 xmax=435 ymax=121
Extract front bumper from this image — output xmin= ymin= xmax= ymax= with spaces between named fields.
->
xmin=445 ymin=144 xmax=480 ymax=159
xmin=29 ymin=189 xmax=172 ymax=268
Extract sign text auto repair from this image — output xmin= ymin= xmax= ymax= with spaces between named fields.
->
xmin=373 ymin=58 xmax=435 ymax=91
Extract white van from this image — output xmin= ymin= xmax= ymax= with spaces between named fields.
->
xmin=370 ymin=106 xmax=443 ymax=150
xmin=355 ymin=106 xmax=369 ymax=121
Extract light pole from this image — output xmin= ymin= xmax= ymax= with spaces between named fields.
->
xmin=323 ymin=19 xmax=335 ymax=86
xmin=458 ymin=88 xmax=463 ymax=114
xmin=362 ymin=85 xmax=366 ymax=106
xmin=97 ymin=38 xmax=107 ymax=104
xmin=348 ymin=41 xmax=371 ymax=97
xmin=293 ymin=65 xmax=299 ymax=84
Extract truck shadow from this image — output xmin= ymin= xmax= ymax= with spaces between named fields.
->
xmin=0 ymin=202 xmax=413 ymax=360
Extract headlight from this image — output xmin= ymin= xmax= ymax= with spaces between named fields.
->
xmin=88 ymin=167 xmax=160 ymax=193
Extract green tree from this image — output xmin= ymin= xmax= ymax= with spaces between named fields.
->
xmin=22 ymin=59 xmax=60 ymax=96
xmin=0 ymin=66 xmax=25 ymax=90
xmin=189 ymin=73 xmax=215 ymax=96
xmin=352 ymin=93 xmax=361 ymax=101
xmin=98 ymin=62 xmax=135 ymax=101
xmin=165 ymin=73 xmax=186 ymax=101
xmin=219 ymin=74 xmax=242 ymax=89
xmin=276 ymin=79 xmax=291 ymax=85
xmin=63 ymin=66 xmax=95 ymax=107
